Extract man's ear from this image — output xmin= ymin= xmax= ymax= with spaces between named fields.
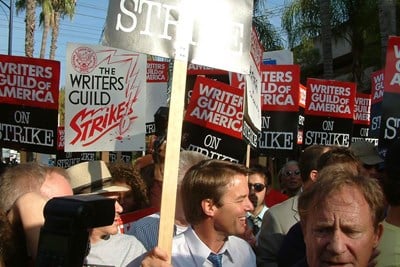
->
xmin=310 ymin=170 xmax=318 ymax=182
xmin=201 ymin=199 xmax=216 ymax=216
xmin=373 ymin=222 xmax=384 ymax=248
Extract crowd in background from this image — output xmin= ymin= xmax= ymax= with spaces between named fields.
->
xmin=0 ymin=138 xmax=398 ymax=267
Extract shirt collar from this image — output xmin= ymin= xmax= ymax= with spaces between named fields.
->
xmin=247 ymin=204 xmax=268 ymax=220
xmin=185 ymin=227 xmax=236 ymax=266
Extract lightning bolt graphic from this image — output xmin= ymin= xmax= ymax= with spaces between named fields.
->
xmin=94 ymin=49 xmax=142 ymax=139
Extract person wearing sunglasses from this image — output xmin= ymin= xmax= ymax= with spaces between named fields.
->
xmin=246 ymin=165 xmax=270 ymax=239
xmin=280 ymin=161 xmax=303 ymax=197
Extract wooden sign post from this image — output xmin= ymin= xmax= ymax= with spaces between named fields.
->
xmin=102 ymin=0 xmax=253 ymax=261
xmin=157 ymin=60 xmax=187 ymax=260
xmin=157 ymin=1 xmax=192 ymax=260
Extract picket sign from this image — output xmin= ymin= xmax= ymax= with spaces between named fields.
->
xmin=157 ymin=1 xmax=192 ymax=261
xmin=103 ymin=0 xmax=252 ymax=259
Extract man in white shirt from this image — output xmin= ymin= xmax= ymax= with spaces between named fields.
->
xmin=171 ymin=159 xmax=256 ymax=267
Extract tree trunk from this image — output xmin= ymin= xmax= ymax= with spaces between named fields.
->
xmin=378 ymin=0 xmax=397 ymax=67
xmin=351 ymin=40 xmax=364 ymax=90
xmin=319 ymin=0 xmax=334 ymax=79
xmin=49 ymin=11 xmax=60 ymax=60
xmin=24 ymin=0 xmax=36 ymax=162
xmin=40 ymin=15 xmax=50 ymax=58
xmin=25 ymin=0 xmax=36 ymax=57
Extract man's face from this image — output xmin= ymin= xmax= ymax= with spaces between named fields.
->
xmin=248 ymin=173 xmax=267 ymax=210
xmin=303 ymin=185 xmax=382 ymax=267
xmin=283 ymin=164 xmax=302 ymax=192
xmin=213 ymin=174 xmax=254 ymax=236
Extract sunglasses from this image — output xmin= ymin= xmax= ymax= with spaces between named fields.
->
xmin=285 ymin=170 xmax=301 ymax=177
xmin=248 ymin=183 xmax=266 ymax=192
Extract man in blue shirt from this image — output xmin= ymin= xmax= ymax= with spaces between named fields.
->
xmin=171 ymin=159 xmax=256 ymax=267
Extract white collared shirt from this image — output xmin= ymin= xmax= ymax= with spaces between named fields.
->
xmin=247 ymin=204 xmax=269 ymax=239
xmin=247 ymin=204 xmax=268 ymax=227
xmin=172 ymin=226 xmax=256 ymax=267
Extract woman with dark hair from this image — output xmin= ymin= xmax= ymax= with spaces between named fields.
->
xmin=108 ymin=161 xmax=150 ymax=213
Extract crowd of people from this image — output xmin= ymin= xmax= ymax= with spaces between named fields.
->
xmin=0 ymin=138 xmax=398 ymax=267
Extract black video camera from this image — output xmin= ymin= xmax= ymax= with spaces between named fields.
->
xmin=36 ymin=194 xmax=115 ymax=267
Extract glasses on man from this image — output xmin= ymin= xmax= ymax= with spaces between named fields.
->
xmin=248 ymin=183 xmax=266 ymax=192
xmin=285 ymin=170 xmax=301 ymax=177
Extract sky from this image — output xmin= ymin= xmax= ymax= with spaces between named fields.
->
xmin=0 ymin=0 xmax=109 ymax=86
xmin=0 ymin=0 xmax=286 ymax=87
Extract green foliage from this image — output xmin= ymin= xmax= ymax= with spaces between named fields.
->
xmin=293 ymin=38 xmax=321 ymax=84
xmin=253 ymin=0 xmax=284 ymax=51
xmin=253 ymin=15 xmax=284 ymax=51
xmin=282 ymin=0 xmax=385 ymax=90
xmin=15 ymin=0 xmax=76 ymax=59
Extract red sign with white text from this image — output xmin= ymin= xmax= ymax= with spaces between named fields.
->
xmin=185 ymin=76 xmax=243 ymax=139
xmin=354 ymin=93 xmax=371 ymax=125
xmin=187 ymin=63 xmax=228 ymax=76
xmin=147 ymin=61 xmax=169 ymax=83
xmin=230 ymin=73 xmax=246 ymax=90
xmin=261 ymin=64 xmax=300 ymax=112
xmin=384 ymin=36 xmax=400 ymax=94
xmin=371 ymin=69 xmax=384 ymax=104
xmin=0 ymin=54 xmax=60 ymax=110
xmin=305 ymin=78 xmax=356 ymax=119
xmin=299 ymin=84 xmax=307 ymax=108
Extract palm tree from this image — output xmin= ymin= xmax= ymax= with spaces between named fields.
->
xmin=16 ymin=0 xmax=37 ymax=162
xmin=38 ymin=0 xmax=52 ymax=58
xmin=253 ymin=0 xmax=284 ymax=51
xmin=282 ymin=0 xmax=381 ymax=90
xmin=319 ymin=0 xmax=333 ymax=79
xmin=16 ymin=0 xmax=76 ymax=59
xmin=377 ymin=0 xmax=397 ymax=66
xmin=16 ymin=0 xmax=36 ymax=57
xmin=49 ymin=0 xmax=76 ymax=59
xmin=253 ymin=15 xmax=284 ymax=51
